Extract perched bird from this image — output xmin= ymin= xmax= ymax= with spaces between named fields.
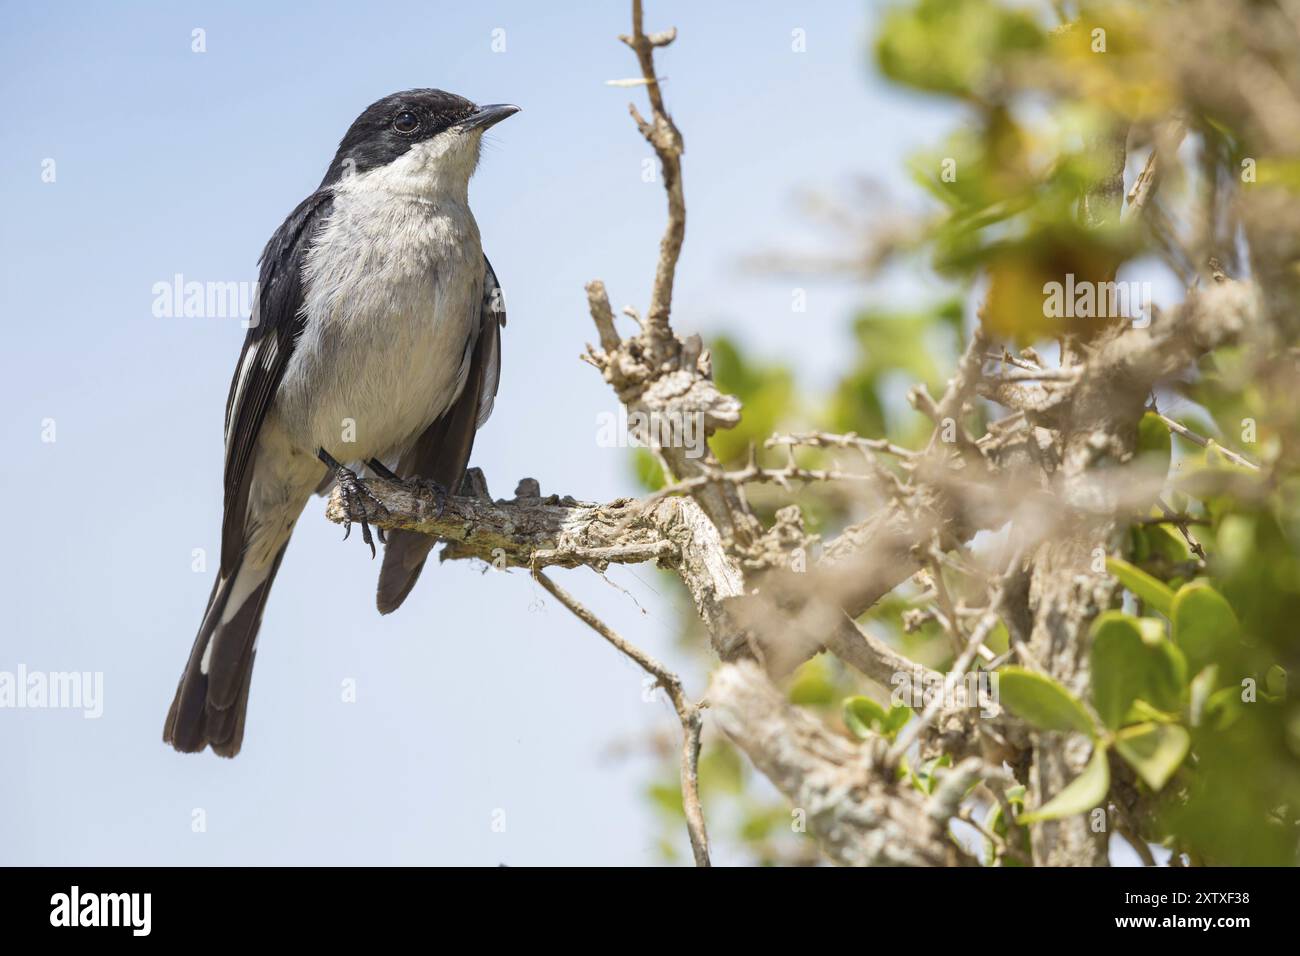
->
xmin=164 ymin=90 xmax=518 ymax=757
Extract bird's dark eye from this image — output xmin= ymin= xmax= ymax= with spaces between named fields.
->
xmin=393 ymin=111 xmax=420 ymax=134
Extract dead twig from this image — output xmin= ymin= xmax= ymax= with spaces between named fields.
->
xmin=533 ymin=570 xmax=710 ymax=867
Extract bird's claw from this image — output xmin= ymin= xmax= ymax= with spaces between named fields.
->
xmin=335 ymin=467 xmax=389 ymax=558
xmin=362 ymin=458 xmax=445 ymax=519
xmin=410 ymin=477 xmax=449 ymax=518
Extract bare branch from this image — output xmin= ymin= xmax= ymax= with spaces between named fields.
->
xmin=585 ymin=280 xmax=620 ymax=352
xmin=887 ymin=550 xmax=1025 ymax=763
xmin=326 ymin=471 xmax=747 ymax=649
xmin=325 ymin=472 xmax=665 ymax=570
xmin=766 ymin=430 xmax=918 ymax=460
xmin=1151 ymin=409 xmax=1260 ymax=472
xmin=620 ymin=0 xmax=684 ymax=339
xmin=534 ymin=570 xmax=710 ymax=867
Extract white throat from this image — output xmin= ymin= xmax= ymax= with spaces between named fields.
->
xmin=336 ymin=131 xmax=482 ymax=203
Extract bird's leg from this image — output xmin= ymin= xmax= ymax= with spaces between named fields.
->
xmin=365 ymin=458 xmax=448 ymax=518
xmin=365 ymin=458 xmax=402 ymax=482
xmin=361 ymin=458 xmax=400 ymax=541
xmin=318 ymin=449 xmax=387 ymax=558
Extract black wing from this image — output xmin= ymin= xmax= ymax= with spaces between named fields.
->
xmin=375 ymin=255 xmax=506 ymax=614
xmin=220 ymin=189 xmax=334 ymax=577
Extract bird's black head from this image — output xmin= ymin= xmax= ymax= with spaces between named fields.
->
xmin=320 ymin=89 xmax=519 ymax=187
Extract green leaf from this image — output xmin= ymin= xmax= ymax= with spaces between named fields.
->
xmin=1265 ymin=664 xmax=1287 ymax=699
xmin=1133 ymin=413 xmax=1173 ymax=511
xmin=1106 ymin=557 xmax=1175 ymax=616
xmin=1115 ymin=722 xmax=1191 ymax=791
xmin=1170 ymin=581 xmax=1240 ymax=673
xmin=997 ymin=667 xmax=1096 ymax=735
xmin=842 ymin=696 xmax=910 ymax=740
xmin=985 ymin=618 xmax=1011 ymax=655
xmin=1090 ymin=612 xmax=1186 ymax=729
xmin=842 ymin=696 xmax=887 ymax=738
xmin=910 ymin=753 xmax=952 ymax=795
xmin=1130 ymin=522 xmax=1192 ymax=569
xmin=983 ymin=794 xmax=1029 ymax=867
xmin=875 ymin=0 xmax=1045 ymax=98
xmin=1204 ymin=685 xmax=1244 ymax=730
xmin=1019 ymin=743 xmax=1110 ymax=824
xmin=1137 ymin=411 xmax=1173 ymax=466
xmin=1126 ymin=699 xmax=1179 ymax=724
xmin=1188 ymin=665 xmax=1219 ymax=728
xmin=882 ymin=702 xmax=912 ymax=736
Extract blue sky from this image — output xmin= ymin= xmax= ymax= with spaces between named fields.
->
xmin=0 ymin=1 xmax=958 ymax=864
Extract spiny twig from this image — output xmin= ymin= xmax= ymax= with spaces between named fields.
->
xmin=766 ymin=430 xmax=917 ymax=460
xmin=1150 ymin=409 xmax=1260 ymax=472
xmin=887 ymin=549 xmax=1024 ymax=764
xmin=619 ymin=0 xmax=684 ymax=339
xmin=533 ymin=570 xmax=710 ymax=867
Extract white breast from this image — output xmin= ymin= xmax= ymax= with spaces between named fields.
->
xmin=273 ymin=175 xmax=483 ymax=465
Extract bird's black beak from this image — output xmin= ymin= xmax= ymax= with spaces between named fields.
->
xmin=459 ymin=104 xmax=521 ymax=132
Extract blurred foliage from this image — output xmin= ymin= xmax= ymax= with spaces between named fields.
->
xmin=635 ymin=0 xmax=1300 ymax=866
xmin=828 ymin=299 xmax=964 ymax=443
xmin=635 ymin=299 xmax=968 ymax=864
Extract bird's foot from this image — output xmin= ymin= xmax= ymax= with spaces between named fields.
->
xmin=320 ymin=451 xmax=388 ymax=557
xmin=339 ymin=469 xmax=389 ymax=555
xmin=408 ymin=477 xmax=449 ymax=518
xmin=364 ymin=460 xmax=448 ymax=518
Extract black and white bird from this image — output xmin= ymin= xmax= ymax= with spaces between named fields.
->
xmin=164 ymin=90 xmax=518 ymax=757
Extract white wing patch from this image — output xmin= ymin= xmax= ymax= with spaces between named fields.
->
xmin=224 ymin=337 xmax=278 ymax=453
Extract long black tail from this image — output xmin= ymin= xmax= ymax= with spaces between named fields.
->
xmin=376 ymin=332 xmax=488 ymax=615
xmin=163 ymin=546 xmax=287 ymax=757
